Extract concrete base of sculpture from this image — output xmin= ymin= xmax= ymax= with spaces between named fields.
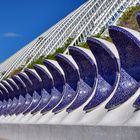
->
xmin=0 ymin=124 xmax=140 ymax=140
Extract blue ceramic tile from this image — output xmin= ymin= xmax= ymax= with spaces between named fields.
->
xmin=106 ymin=69 xmax=138 ymax=110
xmin=15 ymin=94 xmax=32 ymax=115
xmin=31 ymin=89 xmax=51 ymax=114
xmin=52 ymin=54 xmax=79 ymax=113
xmin=67 ymin=46 xmax=97 ymax=112
xmin=53 ymin=83 xmax=76 ymax=113
xmin=41 ymin=88 xmax=62 ymax=114
xmin=105 ymin=26 xmax=140 ymax=110
xmin=23 ymin=91 xmax=41 ymax=115
xmin=84 ymin=37 xmax=119 ymax=111
xmin=9 ymin=96 xmax=23 ymax=115
xmin=84 ymin=75 xmax=112 ymax=111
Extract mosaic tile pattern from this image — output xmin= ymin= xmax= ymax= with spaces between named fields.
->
xmin=106 ymin=69 xmax=138 ymax=110
xmin=8 ymin=97 xmax=18 ymax=115
xmin=23 ymin=91 xmax=41 ymax=114
xmin=84 ymin=75 xmax=112 ymax=111
xmin=83 ymin=38 xmax=119 ymax=111
xmin=52 ymin=54 xmax=79 ymax=113
xmin=44 ymin=60 xmax=64 ymax=93
xmin=15 ymin=94 xmax=32 ymax=115
xmin=0 ymin=17 xmax=139 ymax=124
xmin=105 ymin=26 xmax=140 ymax=110
xmin=31 ymin=89 xmax=51 ymax=114
xmin=41 ymin=88 xmax=62 ymax=114
xmin=0 ymin=100 xmax=7 ymax=115
xmin=12 ymin=95 xmax=26 ymax=115
xmin=39 ymin=60 xmax=65 ymax=114
xmin=0 ymin=85 xmax=8 ymax=101
xmin=66 ymin=47 xmax=97 ymax=113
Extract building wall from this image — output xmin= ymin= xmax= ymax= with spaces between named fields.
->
xmin=0 ymin=124 xmax=140 ymax=140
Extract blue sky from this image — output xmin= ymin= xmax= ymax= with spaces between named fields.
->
xmin=0 ymin=0 xmax=86 ymax=63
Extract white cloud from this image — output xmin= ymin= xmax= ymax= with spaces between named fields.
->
xmin=1 ymin=32 xmax=21 ymax=38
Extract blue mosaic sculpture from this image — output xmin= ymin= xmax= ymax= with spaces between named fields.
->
xmin=0 ymin=13 xmax=139 ymax=126
xmin=10 ymin=76 xmax=26 ymax=115
xmin=3 ymin=78 xmax=19 ymax=116
xmin=40 ymin=60 xmax=65 ymax=114
xmin=66 ymin=46 xmax=97 ymax=113
xmin=31 ymin=64 xmax=53 ymax=114
xmin=52 ymin=54 xmax=79 ymax=113
xmin=105 ymin=26 xmax=140 ymax=110
xmin=84 ymin=37 xmax=120 ymax=111
xmin=22 ymin=69 xmax=42 ymax=114
xmin=16 ymin=72 xmax=33 ymax=114
xmin=0 ymin=84 xmax=9 ymax=112
xmin=0 ymin=84 xmax=8 ymax=103
xmin=0 ymin=81 xmax=13 ymax=115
